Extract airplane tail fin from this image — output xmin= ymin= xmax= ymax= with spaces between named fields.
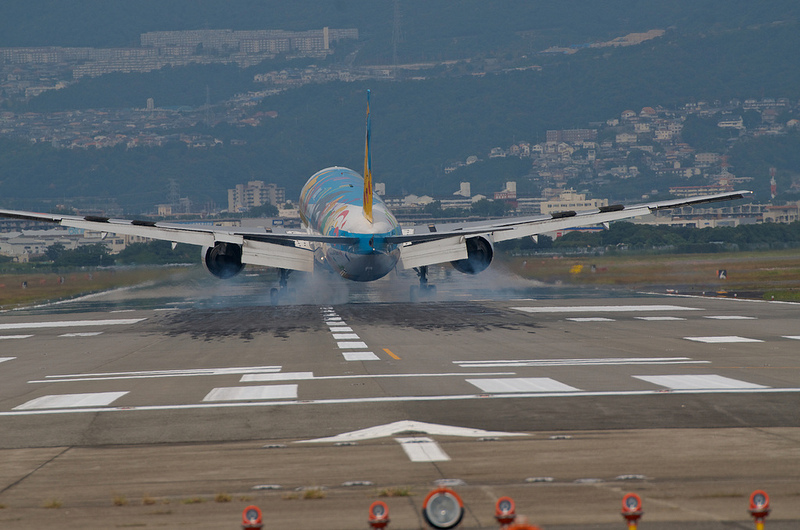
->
xmin=362 ymin=89 xmax=373 ymax=223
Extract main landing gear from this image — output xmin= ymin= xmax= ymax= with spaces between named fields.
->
xmin=270 ymin=268 xmax=294 ymax=305
xmin=410 ymin=265 xmax=437 ymax=302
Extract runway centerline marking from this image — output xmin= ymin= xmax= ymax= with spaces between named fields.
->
xmin=454 ymin=357 xmax=710 ymax=368
xmin=704 ymin=316 xmax=756 ymax=320
xmin=683 ymin=336 xmax=763 ymax=343
xmin=0 ymin=335 xmax=33 ymax=340
xmin=0 ymin=357 xmax=16 ymax=364
xmin=512 ymin=305 xmax=702 ymax=313
xmin=59 ymin=332 xmax=104 ymax=338
xmin=13 ymin=391 xmax=129 ymax=410
xmin=635 ymin=317 xmax=686 ymax=321
xmin=633 ymin=374 xmax=769 ymax=390
xmin=566 ymin=317 xmax=616 ymax=322
xmin=0 ymin=318 xmax=145 ymax=330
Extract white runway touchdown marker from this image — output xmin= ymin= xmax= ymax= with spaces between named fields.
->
xmin=203 ymin=385 xmax=298 ymax=401
xmin=683 ymin=336 xmax=763 ymax=343
xmin=14 ymin=391 xmax=129 ymax=410
xmin=633 ymin=375 xmax=769 ymax=390
xmin=466 ymin=378 xmax=580 ymax=393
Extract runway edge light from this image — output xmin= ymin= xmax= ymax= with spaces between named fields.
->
xmin=620 ymin=493 xmax=643 ymax=530
xmin=369 ymin=500 xmax=390 ymax=529
xmin=748 ymin=490 xmax=770 ymax=530
xmin=422 ymin=487 xmax=464 ymax=529
xmin=495 ymin=496 xmax=516 ymax=527
xmin=241 ymin=505 xmax=263 ymax=529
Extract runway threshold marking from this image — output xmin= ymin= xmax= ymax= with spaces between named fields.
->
xmin=383 ymin=348 xmax=401 ymax=360
xmin=511 ymin=305 xmax=702 ymax=313
xmin=454 ymin=357 xmax=710 ymax=368
xmin=0 ymin=318 xmax=146 ymax=330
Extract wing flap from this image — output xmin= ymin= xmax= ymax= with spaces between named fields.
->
xmin=400 ymin=236 xmax=467 ymax=269
xmin=242 ymin=239 xmax=314 ymax=272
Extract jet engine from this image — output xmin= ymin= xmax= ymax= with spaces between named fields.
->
xmin=202 ymin=242 xmax=244 ymax=279
xmin=450 ymin=236 xmax=493 ymax=274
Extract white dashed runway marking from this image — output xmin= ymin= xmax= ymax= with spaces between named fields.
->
xmin=783 ymin=336 xmax=800 ymax=340
xmin=0 ymin=335 xmax=33 ymax=340
xmin=0 ymin=357 xmax=15 ymax=364
xmin=635 ymin=316 xmax=686 ymax=321
xmin=634 ymin=375 xmax=769 ymax=390
xmin=203 ymin=385 xmax=298 ymax=402
xmin=704 ymin=316 xmax=756 ymax=320
xmin=59 ymin=332 xmax=104 ymax=338
xmin=683 ymin=336 xmax=763 ymax=343
xmin=14 ymin=391 xmax=129 ymax=410
xmin=566 ymin=317 xmax=616 ymax=322
xmin=467 ymin=377 xmax=580 ymax=393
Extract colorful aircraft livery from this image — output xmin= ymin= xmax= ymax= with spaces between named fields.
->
xmin=0 ymin=90 xmax=752 ymax=299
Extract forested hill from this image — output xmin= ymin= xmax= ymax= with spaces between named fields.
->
xmin=1 ymin=0 xmax=799 ymax=62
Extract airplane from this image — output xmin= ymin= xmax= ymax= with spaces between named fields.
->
xmin=0 ymin=90 xmax=751 ymax=302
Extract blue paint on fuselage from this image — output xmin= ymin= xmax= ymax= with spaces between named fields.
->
xmin=299 ymin=167 xmax=402 ymax=281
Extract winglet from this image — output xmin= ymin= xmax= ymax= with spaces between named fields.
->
xmin=362 ymin=89 xmax=373 ymax=223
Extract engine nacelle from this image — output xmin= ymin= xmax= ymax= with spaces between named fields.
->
xmin=202 ymin=242 xmax=244 ymax=279
xmin=451 ymin=236 xmax=493 ymax=275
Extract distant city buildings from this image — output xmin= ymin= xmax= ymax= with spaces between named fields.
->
xmin=227 ymin=181 xmax=285 ymax=213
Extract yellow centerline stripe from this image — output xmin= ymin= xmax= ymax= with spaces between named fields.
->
xmin=383 ymin=348 xmax=401 ymax=360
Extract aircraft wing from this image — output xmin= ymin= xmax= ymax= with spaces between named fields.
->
xmin=393 ymin=190 xmax=752 ymax=268
xmin=0 ymin=208 xmax=325 ymax=272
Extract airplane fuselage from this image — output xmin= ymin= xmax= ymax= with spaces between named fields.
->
xmin=299 ymin=167 xmax=402 ymax=281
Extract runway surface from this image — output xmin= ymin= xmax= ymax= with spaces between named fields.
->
xmin=0 ymin=268 xmax=798 ymax=528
